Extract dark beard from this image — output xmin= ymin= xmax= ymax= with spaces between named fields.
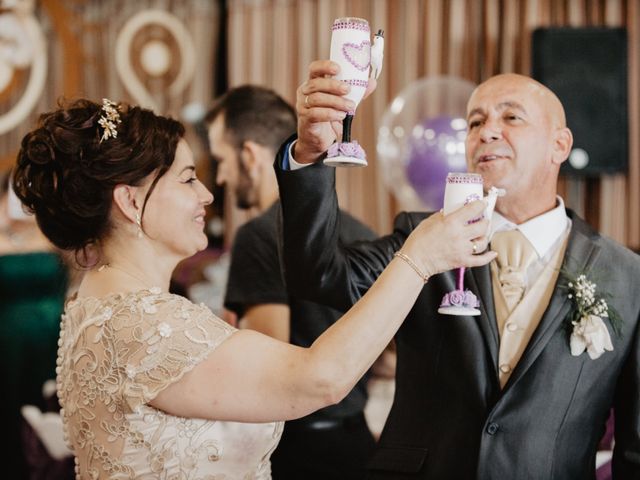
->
xmin=234 ymin=154 xmax=258 ymax=210
xmin=236 ymin=194 xmax=253 ymax=210
xmin=235 ymin=177 xmax=257 ymax=210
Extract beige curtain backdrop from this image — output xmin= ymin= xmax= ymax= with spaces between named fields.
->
xmin=227 ymin=0 xmax=640 ymax=250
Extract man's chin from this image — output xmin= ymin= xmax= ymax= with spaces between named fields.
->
xmin=475 ymin=169 xmax=507 ymax=192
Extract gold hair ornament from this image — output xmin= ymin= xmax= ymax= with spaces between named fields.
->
xmin=98 ymin=98 xmax=121 ymax=142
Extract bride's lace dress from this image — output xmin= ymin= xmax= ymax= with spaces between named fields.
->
xmin=57 ymin=289 xmax=283 ymax=479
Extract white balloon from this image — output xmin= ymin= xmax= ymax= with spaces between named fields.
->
xmin=377 ymin=76 xmax=476 ymax=211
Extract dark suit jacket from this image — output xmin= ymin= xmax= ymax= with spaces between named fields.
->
xmin=275 ymin=139 xmax=640 ymax=479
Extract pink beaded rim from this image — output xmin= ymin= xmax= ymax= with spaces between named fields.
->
xmin=332 ymin=19 xmax=370 ymax=32
xmin=340 ymin=79 xmax=369 ymax=88
xmin=446 ymin=173 xmax=483 ymax=184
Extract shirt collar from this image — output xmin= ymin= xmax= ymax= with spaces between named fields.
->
xmin=490 ymin=196 xmax=570 ymax=259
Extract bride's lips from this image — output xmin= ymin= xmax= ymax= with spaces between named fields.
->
xmin=194 ymin=211 xmax=206 ymax=226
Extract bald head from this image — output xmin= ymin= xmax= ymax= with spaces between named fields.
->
xmin=469 ymin=74 xmax=567 ymax=129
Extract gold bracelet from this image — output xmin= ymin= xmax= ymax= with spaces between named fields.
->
xmin=393 ymin=251 xmax=430 ymax=284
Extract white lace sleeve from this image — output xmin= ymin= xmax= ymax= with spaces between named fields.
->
xmin=116 ymin=291 xmax=236 ymax=411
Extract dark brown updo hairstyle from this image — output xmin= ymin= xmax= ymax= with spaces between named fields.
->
xmin=12 ymin=99 xmax=185 ymax=259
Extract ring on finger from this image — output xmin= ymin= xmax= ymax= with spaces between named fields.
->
xmin=304 ymin=95 xmax=310 ymax=108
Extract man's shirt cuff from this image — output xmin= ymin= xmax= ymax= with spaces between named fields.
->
xmin=283 ymin=140 xmax=313 ymax=171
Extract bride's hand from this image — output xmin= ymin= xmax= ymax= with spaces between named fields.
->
xmin=400 ymin=200 xmax=496 ymax=278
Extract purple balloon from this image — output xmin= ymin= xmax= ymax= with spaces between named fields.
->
xmin=405 ymin=115 xmax=468 ymax=210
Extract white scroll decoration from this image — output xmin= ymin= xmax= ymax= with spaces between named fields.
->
xmin=115 ymin=9 xmax=196 ymax=111
xmin=0 ymin=9 xmax=48 ymax=135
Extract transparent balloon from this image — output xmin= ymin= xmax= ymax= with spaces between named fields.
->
xmin=377 ymin=76 xmax=477 ymax=211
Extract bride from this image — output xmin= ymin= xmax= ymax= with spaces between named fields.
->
xmin=12 ymin=98 xmax=494 ymax=479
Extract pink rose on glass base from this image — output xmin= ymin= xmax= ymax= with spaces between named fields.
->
xmin=326 ymin=140 xmax=366 ymax=165
xmin=439 ymin=289 xmax=480 ymax=316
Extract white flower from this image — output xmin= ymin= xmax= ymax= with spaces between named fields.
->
xmin=570 ymin=314 xmax=614 ymax=360
xmin=157 ymin=322 xmax=172 ymax=338
xmin=564 ymin=270 xmax=619 ymax=359
xmin=140 ymin=297 xmax=158 ymax=314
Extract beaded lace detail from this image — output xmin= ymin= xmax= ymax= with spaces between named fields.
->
xmin=57 ymin=289 xmax=282 ymax=479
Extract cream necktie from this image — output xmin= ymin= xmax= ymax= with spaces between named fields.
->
xmin=491 ymin=229 xmax=538 ymax=314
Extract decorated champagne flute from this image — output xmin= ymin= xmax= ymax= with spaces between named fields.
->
xmin=324 ymin=17 xmax=384 ymax=167
xmin=438 ymin=172 xmax=484 ymax=316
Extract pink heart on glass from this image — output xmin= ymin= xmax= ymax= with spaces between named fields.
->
xmin=342 ymin=41 xmax=371 ymax=71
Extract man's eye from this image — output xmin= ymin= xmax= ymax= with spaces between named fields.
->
xmin=469 ymin=120 xmax=482 ymax=128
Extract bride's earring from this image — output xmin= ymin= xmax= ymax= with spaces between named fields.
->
xmin=135 ymin=212 xmax=143 ymax=239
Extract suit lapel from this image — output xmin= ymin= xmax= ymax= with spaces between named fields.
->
xmin=504 ymin=212 xmax=602 ymax=390
xmin=467 ymin=265 xmax=500 ymax=367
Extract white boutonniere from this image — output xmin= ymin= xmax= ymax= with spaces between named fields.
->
xmin=563 ymin=273 xmax=621 ymax=360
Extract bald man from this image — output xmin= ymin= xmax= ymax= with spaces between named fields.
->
xmin=274 ymin=63 xmax=640 ymax=479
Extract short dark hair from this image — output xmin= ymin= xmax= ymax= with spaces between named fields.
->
xmin=12 ymin=99 xmax=185 ymax=256
xmin=204 ymin=85 xmax=296 ymax=152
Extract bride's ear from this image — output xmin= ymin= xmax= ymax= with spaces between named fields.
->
xmin=112 ymin=185 xmax=141 ymax=224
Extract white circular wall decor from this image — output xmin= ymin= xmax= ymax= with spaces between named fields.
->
xmin=115 ymin=9 xmax=196 ymax=111
xmin=0 ymin=12 xmax=47 ymax=135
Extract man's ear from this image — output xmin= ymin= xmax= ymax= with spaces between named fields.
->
xmin=552 ymin=127 xmax=573 ymax=165
xmin=112 ymin=184 xmax=141 ymax=223
xmin=240 ymin=140 xmax=264 ymax=180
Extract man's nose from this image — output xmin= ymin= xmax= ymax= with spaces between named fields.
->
xmin=479 ymin=120 xmax=501 ymax=142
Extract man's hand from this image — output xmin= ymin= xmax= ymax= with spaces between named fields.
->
xmin=294 ymin=60 xmax=377 ymax=164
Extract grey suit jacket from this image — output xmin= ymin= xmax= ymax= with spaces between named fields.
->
xmin=275 ymin=138 xmax=640 ymax=479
